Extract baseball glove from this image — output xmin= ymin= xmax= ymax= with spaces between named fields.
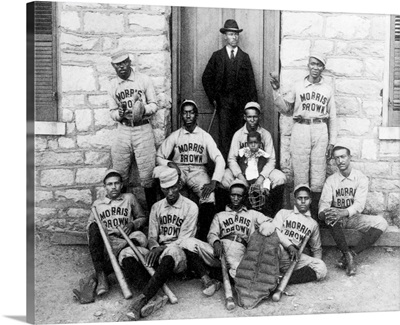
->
xmin=248 ymin=184 xmax=266 ymax=211
xmin=73 ymin=274 xmax=98 ymax=304
xmin=132 ymin=99 xmax=145 ymax=124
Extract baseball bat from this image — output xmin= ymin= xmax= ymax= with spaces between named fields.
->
xmin=207 ymin=102 xmax=217 ymax=133
xmin=91 ymin=207 xmax=133 ymax=299
xmin=116 ymin=226 xmax=178 ymax=304
xmin=220 ymin=254 xmax=235 ymax=310
xmin=272 ymin=234 xmax=310 ymax=302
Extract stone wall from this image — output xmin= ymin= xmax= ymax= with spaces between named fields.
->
xmin=279 ymin=11 xmax=399 ymax=226
xmin=35 ymin=2 xmax=172 ymax=232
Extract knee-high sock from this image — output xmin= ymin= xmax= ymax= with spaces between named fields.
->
xmin=197 ymin=203 xmax=216 ymax=242
xmin=288 ymin=266 xmax=317 ymax=284
xmin=329 ymin=222 xmax=349 ymax=253
xmin=88 ymin=223 xmax=106 ymax=273
xmin=352 ymin=227 xmax=383 ymax=254
xmin=121 ymin=257 xmax=151 ymax=290
xmin=142 ymin=256 xmax=174 ymax=300
xmin=183 ymin=249 xmax=208 ymax=278
xmin=310 ymin=192 xmax=322 ymax=221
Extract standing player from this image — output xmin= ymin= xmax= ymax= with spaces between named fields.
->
xmin=156 ymin=100 xmax=225 ymax=241
xmin=108 ymin=50 xmax=158 ymax=209
xmin=318 ymin=143 xmax=388 ymax=276
xmin=73 ymin=169 xmax=148 ymax=303
xmin=269 ymin=53 xmax=337 ymax=218
xmin=202 ymin=19 xmax=258 ymax=159
xmin=272 ymin=184 xmax=327 ymax=284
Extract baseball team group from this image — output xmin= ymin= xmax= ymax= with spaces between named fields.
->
xmin=72 ymin=19 xmax=389 ymax=320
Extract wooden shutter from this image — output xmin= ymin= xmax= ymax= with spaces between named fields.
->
xmin=33 ymin=1 xmax=58 ymax=121
xmin=389 ymin=15 xmax=400 ymax=126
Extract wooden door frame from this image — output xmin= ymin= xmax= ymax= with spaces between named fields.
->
xmin=171 ymin=7 xmax=281 ymax=161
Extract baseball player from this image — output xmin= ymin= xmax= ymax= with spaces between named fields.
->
xmin=181 ymin=179 xmax=276 ymax=279
xmin=73 ymin=169 xmax=148 ymax=304
xmin=124 ymin=166 xmax=221 ymax=321
xmin=108 ymin=50 xmax=158 ymax=209
xmin=156 ymin=100 xmax=225 ymax=241
xmin=269 ymin=52 xmax=337 ymax=219
xmin=272 ymin=184 xmax=327 ymax=284
xmin=222 ymin=102 xmax=286 ymax=217
xmin=318 ymin=143 xmax=388 ymax=276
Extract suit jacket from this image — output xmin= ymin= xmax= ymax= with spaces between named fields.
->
xmin=202 ymin=47 xmax=258 ymax=105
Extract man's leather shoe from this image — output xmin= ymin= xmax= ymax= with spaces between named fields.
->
xmin=344 ymin=251 xmax=356 ymax=276
xmin=96 ymin=271 xmax=109 ymax=296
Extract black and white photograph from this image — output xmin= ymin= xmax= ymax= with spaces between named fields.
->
xmin=16 ymin=0 xmax=400 ymax=324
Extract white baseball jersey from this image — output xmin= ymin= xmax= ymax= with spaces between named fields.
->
xmin=273 ymin=207 xmax=322 ymax=259
xmin=156 ymin=126 xmax=225 ymax=182
xmin=319 ymin=168 xmax=368 ymax=218
xmin=148 ymin=194 xmax=198 ymax=249
xmin=88 ymin=193 xmax=146 ymax=235
xmin=207 ymin=205 xmax=271 ymax=246
xmin=108 ymin=67 xmax=157 ymax=120
xmin=228 ymin=125 xmax=276 ymax=179
xmin=273 ymin=76 xmax=337 ymax=144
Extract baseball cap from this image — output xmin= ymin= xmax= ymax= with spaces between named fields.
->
xmin=244 ymin=102 xmax=261 ymax=113
xmin=180 ymin=99 xmax=199 ymax=113
xmin=229 ymin=179 xmax=249 ymax=191
xmin=309 ymin=52 xmax=327 ymax=66
xmin=294 ymin=183 xmax=311 ymax=195
xmin=332 ymin=141 xmax=351 ymax=154
xmin=111 ymin=50 xmax=130 ymax=64
xmin=153 ymin=166 xmax=179 ymax=189
xmin=103 ymin=169 xmax=122 ymax=183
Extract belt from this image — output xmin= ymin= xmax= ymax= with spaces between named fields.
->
xmin=294 ymin=117 xmax=328 ymax=125
xmin=221 ymin=234 xmax=247 ymax=247
xmin=120 ymin=119 xmax=149 ymax=127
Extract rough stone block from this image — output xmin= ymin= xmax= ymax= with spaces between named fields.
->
xmin=84 ymin=151 xmax=111 ymax=165
xmin=326 ymin=15 xmax=370 ymax=39
xmin=54 ymin=189 xmax=93 ymax=205
xmin=380 ymin=141 xmax=400 ymax=158
xmin=365 ymin=58 xmax=384 ymax=79
xmin=361 ymin=138 xmax=378 ymax=160
xmin=370 ymin=179 xmax=400 ymax=192
xmin=35 ymin=137 xmax=47 ymax=151
xmin=102 ymin=37 xmax=114 ymax=50
xmin=67 ymin=208 xmax=91 ymax=219
xmin=41 ymin=169 xmax=74 ymax=187
xmin=336 ymin=41 xmax=385 ymax=57
xmin=282 ymin=12 xmax=323 ymax=37
xmin=152 ymin=128 xmax=166 ymax=147
xmin=88 ymin=94 xmax=109 ymax=107
xmin=75 ymin=109 xmax=92 ymax=132
xmin=94 ymin=109 xmax=115 ymax=127
xmin=334 ymin=136 xmax=361 ymax=157
xmin=60 ymin=33 xmax=101 ymax=51
xmin=61 ymin=109 xmax=74 ymax=123
xmin=338 ymin=118 xmax=370 ymax=136
xmin=388 ymin=193 xmax=400 ymax=212
xmin=128 ymin=13 xmax=166 ymax=31
xmin=156 ymin=93 xmax=172 ymax=110
xmin=66 ymin=123 xmax=76 ymax=135
xmin=279 ymin=115 xmax=293 ymax=136
xmin=61 ymin=66 xmax=97 ymax=92
xmin=313 ymin=40 xmax=335 ymax=56
xmin=36 ymin=152 xmax=83 ymax=166
xmin=336 ymin=79 xmax=381 ymax=97
xmin=35 ymin=208 xmax=58 ymax=219
xmin=117 ymin=35 xmax=169 ymax=51
xmin=327 ymin=58 xmax=363 ymax=77
xmin=364 ymin=162 xmax=391 ymax=178
xmin=364 ymin=192 xmax=386 ymax=214
xmin=58 ymin=137 xmax=76 ymax=149
xmin=280 ymin=39 xmax=311 ymax=67
xmin=392 ymin=163 xmax=400 ymax=178
xmin=60 ymin=11 xmax=80 ymax=31
xmin=336 ymin=96 xmax=360 ymax=116
xmin=370 ymin=16 xmax=386 ymax=40
xmin=48 ymin=139 xmax=59 ymax=150
xmin=83 ymin=12 xmax=124 ymax=33
xmin=76 ymin=167 xmax=108 ymax=184
xmin=60 ymin=94 xmax=85 ymax=109
xmin=363 ymin=100 xmax=382 ymax=117
xmin=281 ymin=69 xmax=308 ymax=88
xmin=137 ymin=53 xmax=170 ymax=75
xmin=35 ymin=191 xmax=53 ymax=203
xmin=77 ymin=128 xmax=115 ymax=149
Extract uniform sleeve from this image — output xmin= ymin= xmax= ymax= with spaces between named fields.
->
xmin=142 ymin=74 xmax=158 ymax=116
xmin=227 ymin=132 xmax=243 ymax=178
xmin=318 ymin=177 xmax=334 ymax=216
xmin=202 ymin=52 xmax=217 ymax=104
xmin=327 ymin=89 xmax=337 ymax=145
xmin=173 ymin=203 xmax=199 ymax=246
xmin=207 ymin=213 xmax=222 ymax=246
xmin=273 ymin=89 xmax=295 ymax=116
xmin=347 ymin=174 xmax=369 ymax=218
xmin=205 ymin=133 xmax=226 ymax=182
xmin=308 ymin=221 xmax=323 ymax=259
xmin=130 ymin=194 xmax=148 ymax=231
xmin=259 ymin=132 xmax=276 ymax=179
xmin=147 ymin=204 xmax=160 ymax=250
xmin=156 ymin=132 xmax=177 ymax=166
xmin=272 ymin=210 xmax=293 ymax=248
xmin=254 ymin=211 xmax=273 ymax=229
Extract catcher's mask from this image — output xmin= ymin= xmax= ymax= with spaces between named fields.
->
xmin=248 ymin=184 xmax=266 ymax=210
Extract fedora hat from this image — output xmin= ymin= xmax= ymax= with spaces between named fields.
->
xmin=220 ymin=19 xmax=243 ymax=34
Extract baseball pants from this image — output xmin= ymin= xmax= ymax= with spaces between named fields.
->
xmin=179 ymin=165 xmax=215 ymax=204
xmin=221 ymin=168 xmax=286 ymax=190
xmin=290 ymin=122 xmax=328 ymax=192
xmin=278 ymin=245 xmax=327 ymax=280
xmin=341 ymin=213 xmax=388 ymax=233
xmin=111 ymin=123 xmax=156 ymax=188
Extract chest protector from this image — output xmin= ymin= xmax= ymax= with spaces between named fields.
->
xmin=234 ymin=230 xmax=280 ymax=309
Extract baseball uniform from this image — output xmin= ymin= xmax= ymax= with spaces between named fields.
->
xmin=273 ymin=76 xmax=337 ymax=192
xmin=108 ymin=67 xmax=158 ymax=189
xmin=156 ymin=125 xmax=225 ymax=204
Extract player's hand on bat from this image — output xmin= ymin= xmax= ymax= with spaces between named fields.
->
xmin=145 ymin=246 xmax=165 ymax=267
xmin=213 ymin=241 xmax=223 ymax=258
xmin=326 ymin=144 xmax=334 ymax=160
xmin=201 ymin=180 xmax=217 ymax=199
xmin=287 ymin=245 xmax=299 ymax=262
xmin=269 ymin=72 xmax=280 ymax=90
xmin=121 ymin=222 xmax=134 ymax=236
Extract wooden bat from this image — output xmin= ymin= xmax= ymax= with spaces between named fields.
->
xmin=207 ymin=102 xmax=217 ymax=133
xmin=272 ymin=234 xmax=310 ymax=302
xmin=220 ymin=254 xmax=235 ymax=310
xmin=91 ymin=207 xmax=132 ymax=299
xmin=117 ymin=226 xmax=178 ymax=304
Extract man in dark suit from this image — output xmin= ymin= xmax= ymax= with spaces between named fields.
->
xmin=202 ymin=19 xmax=258 ymax=160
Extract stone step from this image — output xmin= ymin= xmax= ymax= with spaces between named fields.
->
xmin=50 ymin=226 xmax=400 ymax=247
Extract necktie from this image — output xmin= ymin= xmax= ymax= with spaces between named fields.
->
xmin=230 ymin=50 xmax=234 ymax=60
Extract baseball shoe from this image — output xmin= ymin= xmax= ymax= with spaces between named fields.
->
xmin=336 ymin=253 xmax=347 ymax=269
xmin=344 ymin=251 xmax=357 ymax=276
xmin=95 ymin=272 xmax=109 ymax=296
xmin=126 ymin=293 xmax=147 ymax=321
xmin=202 ymin=278 xmax=221 ymax=297
xmin=141 ymin=294 xmax=168 ymax=318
